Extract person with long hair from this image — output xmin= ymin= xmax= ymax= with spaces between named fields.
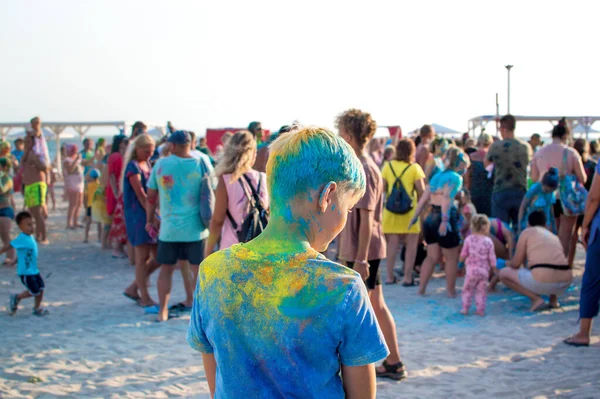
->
xmin=423 ymin=137 xmax=449 ymax=181
xmin=465 ymin=133 xmax=494 ymax=216
xmin=381 ymin=139 xmax=426 ymax=285
xmin=410 ymin=147 xmax=471 ymax=297
xmin=204 ymin=130 xmax=269 ymax=258
xmin=106 ymin=135 xmax=129 ymax=258
xmin=530 ymin=118 xmax=586 ymax=265
xmin=62 ymin=144 xmax=84 ymax=229
xmin=121 ymin=134 xmax=160 ymax=307
xmin=337 ymin=109 xmax=408 ymax=381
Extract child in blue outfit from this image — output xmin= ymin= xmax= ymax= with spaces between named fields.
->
xmin=187 ymin=127 xmax=388 ymax=399
xmin=3 ymin=211 xmax=48 ymax=316
xmin=518 ymin=167 xmax=559 ymax=237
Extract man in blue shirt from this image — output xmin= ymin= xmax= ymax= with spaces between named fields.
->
xmin=147 ymin=131 xmax=211 ymax=322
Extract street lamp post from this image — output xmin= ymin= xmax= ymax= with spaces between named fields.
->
xmin=505 ymin=65 xmax=513 ymax=114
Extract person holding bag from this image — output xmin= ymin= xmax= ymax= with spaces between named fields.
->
xmin=531 ymin=118 xmax=586 ymax=264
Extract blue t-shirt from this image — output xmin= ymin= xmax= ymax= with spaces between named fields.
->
xmin=81 ymin=150 xmax=95 ymax=177
xmin=187 ymin=245 xmax=389 ymax=398
xmin=147 ymin=155 xmax=210 ymax=242
xmin=430 ymin=169 xmax=463 ymax=200
xmin=11 ymin=150 xmax=24 ymax=163
xmin=11 ymin=233 xmax=39 ymax=276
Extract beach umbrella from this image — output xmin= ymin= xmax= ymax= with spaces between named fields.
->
xmin=430 ymin=123 xmax=461 ymax=135
xmin=411 ymin=123 xmax=461 ymax=136
xmin=572 ymin=124 xmax=600 ymax=134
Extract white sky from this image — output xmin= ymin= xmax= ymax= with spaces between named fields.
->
xmin=1 ymin=0 xmax=599 ymax=138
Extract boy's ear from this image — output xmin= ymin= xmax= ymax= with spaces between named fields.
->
xmin=318 ymin=182 xmax=337 ymax=213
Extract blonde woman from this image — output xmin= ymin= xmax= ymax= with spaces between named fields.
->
xmin=204 ymin=130 xmax=269 ymax=258
xmin=121 ymin=134 xmax=160 ymax=307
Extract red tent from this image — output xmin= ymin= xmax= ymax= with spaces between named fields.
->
xmin=205 ymin=128 xmax=271 ymax=153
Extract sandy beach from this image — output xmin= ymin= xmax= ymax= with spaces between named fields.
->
xmin=1 ymin=184 xmax=599 ymax=399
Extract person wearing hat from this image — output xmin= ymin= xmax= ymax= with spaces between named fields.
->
xmin=84 ymin=168 xmax=101 ymax=243
xmin=146 ymin=130 xmax=212 ymax=322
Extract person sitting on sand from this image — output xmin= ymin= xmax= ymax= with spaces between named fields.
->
xmin=4 ymin=211 xmax=49 ymax=316
xmin=187 ymin=126 xmax=389 ymax=399
xmin=499 ymin=210 xmax=573 ymax=311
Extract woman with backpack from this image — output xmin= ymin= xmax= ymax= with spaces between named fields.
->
xmin=530 ymin=119 xmax=586 ymax=265
xmin=204 ymin=130 xmax=269 ymax=258
xmin=381 ymin=138 xmax=426 ymax=286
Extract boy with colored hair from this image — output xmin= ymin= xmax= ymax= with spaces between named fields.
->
xmin=3 ymin=211 xmax=48 ymax=316
xmin=187 ymin=126 xmax=388 ymax=398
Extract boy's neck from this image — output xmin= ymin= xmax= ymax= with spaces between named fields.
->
xmin=247 ymin=213 xmax=313 ymax=254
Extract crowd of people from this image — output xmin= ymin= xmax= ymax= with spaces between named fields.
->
xmin=4 ymin=111 xmax=600 ymax=397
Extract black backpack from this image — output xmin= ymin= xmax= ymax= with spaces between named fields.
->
xmin=385 ymin=163 xmax=414 ymax=214
xmin=226 ymin=174 xmax=269 ymax=243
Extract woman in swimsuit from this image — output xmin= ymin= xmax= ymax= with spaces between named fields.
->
xmin=410 ymin=147 xmax=470 ymax=297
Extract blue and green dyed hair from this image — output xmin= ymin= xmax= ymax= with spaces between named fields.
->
xmin=267 ymin=126 xmax=366 ymax=211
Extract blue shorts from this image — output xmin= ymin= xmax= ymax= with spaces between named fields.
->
xmin=20 ymin=274 xmax=45 ymax=296
xmin=0 ymin=207 xmax=15 ymax=219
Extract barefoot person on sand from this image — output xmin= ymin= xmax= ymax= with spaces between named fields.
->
xmin=410 ymin=147 xmax=470 ymax=297
xmin=21 ymin=117 xmax=49 ymax=244
xmin=564 ymin=161 xmax=600 ymax=347
xmin=121 ymin=135 xmax=160 ymax=308
xmin=107 ymin=135 xmax=129 ymax=258
xmin=4 ymin=211 xmax=49 ymax=316
xmin=500 ymin=210 xmax=572 ymax=311
xmin=62 ymin=144 xmax=84 ymax=229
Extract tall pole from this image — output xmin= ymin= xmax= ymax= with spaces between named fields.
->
xmin=505 ymin=65 xmax=513 ymax=114
xmin=495 ymin=93 xmax=500 ymax=136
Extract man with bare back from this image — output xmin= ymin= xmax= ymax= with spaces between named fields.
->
xmin=21 ymin=117 xmax=50 ymax=244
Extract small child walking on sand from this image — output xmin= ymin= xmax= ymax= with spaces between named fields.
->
xmin=3 ymin=211 xmax=48 ymax=316
xmin=459 ymin=214 xmax=497 ymax=316
xmin=84 ymin=169 xmax=101 ymax=243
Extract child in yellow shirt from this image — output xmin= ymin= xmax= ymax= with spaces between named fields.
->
xmin=84 ymin=169 xmax=101 ymax=243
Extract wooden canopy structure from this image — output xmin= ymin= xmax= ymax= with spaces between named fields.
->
xmin=0 ymin=121 xmax=166 ymax=173
xmin=468 ymin=115 xmax=600 ymax=139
